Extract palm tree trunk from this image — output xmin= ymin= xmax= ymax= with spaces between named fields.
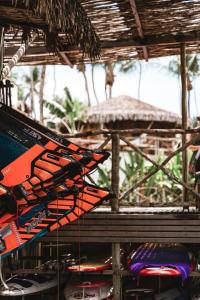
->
xmin=109 ymin=85 xmax=112 ymax=99
xmin=53 ymin=65 xmax=56 ymax=99
xmin=91 ymin=64 xmax=99 ymax=104
xmin=83 ymin=70 xmax=91 ymax=106
xmin=138 ymin=62 xmax=142 ymax=99
xmin=193 ymin=79 xmax=199 ymax=115
xmin=30 ymin=67 xmax=35 ymax=118
xmin=188 ymin=91 xmax=190 ymax=119
xmin=39 ymin=65 xmax=46 ymax=123
xmin=105 ymin=62 xmax=114 ymax=100
xmin=105 ymin=83 xmax=108 ymax=100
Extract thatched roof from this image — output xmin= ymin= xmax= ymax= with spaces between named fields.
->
xmin=0 ymin=0 xmax=100 ymax=59
xmin=84 ymin=95 xmax=181 ymax=125
xmin=2 ymin=0 xmax=200 ymax=65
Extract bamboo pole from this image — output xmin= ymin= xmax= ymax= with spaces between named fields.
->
xmin=62 ymin=127 xmax=200 ymax=138
xmin=180 ymin=43 xmax=188 ymax=208
xmin=111 ymin=134 xmax=121 ymax=300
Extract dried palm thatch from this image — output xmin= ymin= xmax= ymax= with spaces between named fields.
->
xmin=10 ymin=0 xmax=100 ymax=58
xmin=3 ymin=0 xmax=200 ymax=65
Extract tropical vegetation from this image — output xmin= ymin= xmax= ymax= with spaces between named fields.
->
xmin=97 ymin=150 xmax=195 ymax=206
xmin=44 ymin=86 xmax=86 ymax=134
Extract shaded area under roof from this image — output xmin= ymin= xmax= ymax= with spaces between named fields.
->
xmin=84 ymin=95 xmax=181 ymax=125
xmin=2 ymin=0 xmax=200 ymax=65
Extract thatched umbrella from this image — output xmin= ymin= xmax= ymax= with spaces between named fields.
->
xmin=83 ymin=95 xmax=181 ymax=131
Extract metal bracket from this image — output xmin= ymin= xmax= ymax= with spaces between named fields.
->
xmin=0 ymin=80 xmax=13 ymax=107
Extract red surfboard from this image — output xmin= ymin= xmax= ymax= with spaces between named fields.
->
xmin=139 ymin=267 xmax=181 ymax=276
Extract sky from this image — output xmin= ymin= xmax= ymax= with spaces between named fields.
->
xmin=13 ymin=56 xmax=200 ymax=120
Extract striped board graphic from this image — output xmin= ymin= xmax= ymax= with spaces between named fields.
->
xmin=0 ymin=104 xmax=109 ymax=174
xmin=0 ymin=183 xmax=112 ymax=258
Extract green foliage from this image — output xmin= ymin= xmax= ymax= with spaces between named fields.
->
xmin=45 ymin=86 xmax=86 ymax=133
xmin=118 ymin=60 xmax=139 ymax=74
xmin=167 ymin=54 xmax=200 ymax=78
xmin=97 ymin=165 xmax=111 ymax=188
xmin=117 ymin=151 xmax=196 ymax=206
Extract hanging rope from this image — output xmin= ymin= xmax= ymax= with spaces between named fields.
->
xmin=1 ymin=33 xmax=37 ymax=80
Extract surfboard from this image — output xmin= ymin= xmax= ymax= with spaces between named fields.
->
xmin=66 ymin=251 xmax=112 ymax=273
xmin=128 ymin=243 xmax=191 ymax=281
xmin=64 ymin=277 xmax=113 ymax=300
xmin=139 ymin=267 xmax=182 ymax=276
xmin=0 ymin=183 xmax=113 ymax=258
xmin=0 ymin=273 xmax=68 ymax=296
xmin=0 ymin=104 xmax=109 ymax=175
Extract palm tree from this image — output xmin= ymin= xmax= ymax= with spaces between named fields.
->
xmin=105 ymin=61 xmax=115 ymax=99
xmin=77 ymin=63 xmax=91 ymax=106
xmin=45 ymin=86 xmax=85 ymax=133
xmin=105 ymin=59 xmax=143 ymax=100
xmin=16 ymin=66 xmax=46 ymax=119
xmin=90 ymin=59 xmax=143 ymax=102
xmin=20 ymin=66 xmax=40 ymax=118
xmin=91 ymin=64 xmax=99 ymax=104
xmin=119 ymin=60 xmax=142 ymax=99
xmin=167 ymin=54 xmax=200 ymax=119
xmin=39 ymin=65 xmax=46 ymax=123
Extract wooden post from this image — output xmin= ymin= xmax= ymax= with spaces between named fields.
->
xmin=180 ymin=43 xmax=188 ymax=209
xmin=0 ymin=27 xmax=4 ymax=80
xmin=111 ymin=134 xmax=121 ymax=300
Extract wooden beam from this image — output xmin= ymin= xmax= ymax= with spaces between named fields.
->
xmin=100 ymin=31 xmax=200 ymax=49
xmin=58 ymin=52 xmax=73 ymax=68
xmin=62 ymin=127 xmax=200 ymax=138
xmin=129 ymin=0 xmax=148 ymax=61
xmin=0 ymin=27 xmax=4 ymax=80
xmin=4 ymin=30 xmax=200 ymax=59
xmin=3 ymin=30 xmax=200 ymax=67
xmin=111 ymin=134 xmax=121 ymax=300
xmin=112 ymin=134 xmax=120 ymax=211
xmin=180 ymin=44 xmax=188 ymax=209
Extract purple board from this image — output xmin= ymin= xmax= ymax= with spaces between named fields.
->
xmin=128 ymin=243 xmax=190 ymax=281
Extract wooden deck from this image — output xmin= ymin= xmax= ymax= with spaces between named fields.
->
xmin=40 ymin=207 xmax=200 ymax=244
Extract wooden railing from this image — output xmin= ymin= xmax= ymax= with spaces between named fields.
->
xmin=63 ymin=127 xmax=200 ymax=210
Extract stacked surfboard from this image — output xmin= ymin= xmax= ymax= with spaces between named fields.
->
xmin=0 ymin=104 xmax=113 ymax=258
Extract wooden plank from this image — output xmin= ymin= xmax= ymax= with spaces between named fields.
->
xmin=8 ymin=268 xmax=200 ymax=278
xmin=59 ymin=219 xmax=200 ymax=225
xmin=81 ymin=213 xmax=200 ymax=219
xmin=41 ymin=236 xmax=200 ymax=243
xmin=46 ymin=231 xmax=200 ymax=238
xmin=57 ymin=225 xmax=200 ymax=232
